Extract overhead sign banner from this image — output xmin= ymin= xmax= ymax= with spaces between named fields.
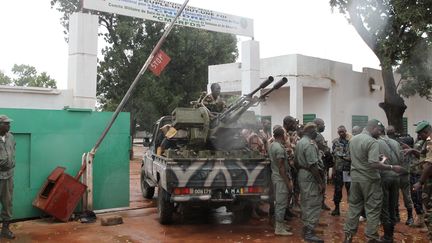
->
xmin=149 ymin=49 xmax=171 ymax=76
xmin=83 ymin=0 xmax=254 ymax=37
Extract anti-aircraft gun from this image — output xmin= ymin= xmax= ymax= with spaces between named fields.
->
xmin=141 ymin=76 xmax=288 ymax=225
xmin=170 ymin=76 xmax=288 ymax=152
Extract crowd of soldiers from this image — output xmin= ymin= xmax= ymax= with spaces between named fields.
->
xmin=198 ymin=84 xmax=432 ymax=242
xmin=241 ymin=115 xmax=432 ymax=243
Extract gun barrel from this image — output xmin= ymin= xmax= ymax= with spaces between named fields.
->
xmin=260 ymin=77 xmax=287 ymax=98
xmin=247 ymin=76 xmax=274 ymax=97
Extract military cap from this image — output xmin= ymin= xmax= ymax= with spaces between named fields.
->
xmin=0 ymin=115 xmax=12 ymax=123
xmin=303 ymin=122 xmax=317 ymax=131
xmin=368 ymin=119 xmax=384 ymax=129
xmin=415 ymin=120 xmax=430 ymax=133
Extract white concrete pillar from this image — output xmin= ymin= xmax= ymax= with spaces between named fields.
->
xmin=289 ymin=78 xmax=303 ymax=124
xmin=241 ymin=40 xmax=261 ymax=115
xmin=67 ymin=12 xmax=98 ymax=110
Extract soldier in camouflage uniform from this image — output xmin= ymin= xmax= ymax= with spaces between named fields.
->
xmin=313 ymin=118 xmax=332 ymax=211
xmin=343 ymin=119 xmax=403 ymax=243
xmin=413 ymin=121 xmax=432 ymax=240
xmin=295 ymin=122 xmax=325 ymax=243
xmin=409 ymin=138 xmax=426 ymax=228
xmin=0 ymin=115 xmax=15 ymax=239
xmin=331 ymin=125 xmax=352 ymax=216
xmin=283 ymin=116 xmax=300 ymax=216
xmin=201 ymin=83 xmax=226 ymax=113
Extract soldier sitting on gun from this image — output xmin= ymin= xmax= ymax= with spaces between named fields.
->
xmin=201 ymin=83 xmax=226 ymax=113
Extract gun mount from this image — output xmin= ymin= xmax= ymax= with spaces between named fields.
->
xmin=171 ymin=76 xmax=288 ymax=152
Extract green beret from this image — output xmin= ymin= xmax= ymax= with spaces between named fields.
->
xmin=415 ymin=120 xmax=430 ymax=133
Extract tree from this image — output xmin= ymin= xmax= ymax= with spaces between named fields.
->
xmin=0 ymin=71 xmax=12 ymax=85
xmin=51 ymin=1 xmax=238 ymax=132
xmin=11 ymin=64 xmax=57 ymax=88
xmin=0 ymin=65 xmax=57 ymax=88
xmin=330 ymin=0 xmax=432 ymax=133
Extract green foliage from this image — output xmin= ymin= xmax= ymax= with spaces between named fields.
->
xmin=330 ymin=0 xmax=432 ymax=100
xmin=0 ymin=71 xmax=12 ymax=85
xmin=51 ymin=0 xmax=238 ymax=132
xmin=11 ymin=64 xmax=57 ymax=88
xmin=0 ymin=65 xmax=57 ymax=88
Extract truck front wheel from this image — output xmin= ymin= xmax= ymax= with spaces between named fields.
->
xmin=140 ymin=172 xmax=155 ymax=199
xmin=158 ymin=186 xmax=174 ymax=224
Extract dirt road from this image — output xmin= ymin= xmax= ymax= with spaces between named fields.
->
xmin=6 ymin=145 xmax=429 ymax=242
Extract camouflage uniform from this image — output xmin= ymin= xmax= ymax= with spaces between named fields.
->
xmin=343 ymin=130 xmax=382 ymax=241
xmin=0 ymin=131 xmax=15 ymax=221
xmin=410 ymin=140 xmax=425 ymax=217
xmin=201 ymin=93 xmax=226 ymax=113
xmin=422 ymin=135 xmax=432 ymax=240
xmin=287 ymin=130 xmax=300 ymax=206
xmin=295 ymin=135 xmax=324 ymax=229
xmin=331 ymin=135 xmax=351 ymax=208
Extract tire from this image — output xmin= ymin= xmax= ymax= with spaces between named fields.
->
xmin=158 ymin=186 xmax=174 ymax=224
xmin=140 ymin=172 xmax=155 ymax=199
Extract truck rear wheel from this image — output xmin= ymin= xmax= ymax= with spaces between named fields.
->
xmin=140 ymin=172 xmax=155 ymax=199
xmin=158 ymin=186 xmax=174 ymax=224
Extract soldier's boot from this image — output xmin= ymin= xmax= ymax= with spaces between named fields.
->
xmin=274 ymin=221 xmax=293 ymax=236
xmin=343 ymin=232 xmax=353 ymax=243
xmin=405 ymin=208 xmax=414 ymax=226
xmin=380 ymin=224 xmax=394 ymax=243
xmin=303 ymin=226 xmax=324 ymax=243
xmin=1 ymin=221 xmax=15 ymax=239
xmin=331 ymin=204 xmax=340 ymax=216
xmin=412 ymin=214 xmax=426 ymax=228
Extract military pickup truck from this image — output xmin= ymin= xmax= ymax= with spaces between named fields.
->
xmin=140 ymin=77 xmax=287 ymax=224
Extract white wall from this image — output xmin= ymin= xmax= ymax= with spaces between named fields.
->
xmin=260 ymin=87 xmax=290 ymax=127
xmin=0 ymin=86 xmax=73 ymax=110
xmin=209 ymin=53 xmax=432 ymax=141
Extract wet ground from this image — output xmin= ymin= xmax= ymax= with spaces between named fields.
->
xmin=6 ymin=145 xmax=430 ymax=242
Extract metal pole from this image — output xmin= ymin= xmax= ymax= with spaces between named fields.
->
xmin=90 ymin=0 xmax=190 ymax=155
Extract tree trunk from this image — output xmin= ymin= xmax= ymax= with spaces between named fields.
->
xmin=378 ymin=66 xmax=407 ymax=134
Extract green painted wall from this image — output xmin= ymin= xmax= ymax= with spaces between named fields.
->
xmin=0 ymin=108 xmax=130 ymax=219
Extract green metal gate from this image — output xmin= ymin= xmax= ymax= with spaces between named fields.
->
xmin=0 ymin=108 xmax=130 ymax=219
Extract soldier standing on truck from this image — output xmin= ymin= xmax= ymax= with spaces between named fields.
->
xmin=269 ymin=126 xmax=293 ymax=236
xmin=295 ymin=122 xmax=325 ymax=243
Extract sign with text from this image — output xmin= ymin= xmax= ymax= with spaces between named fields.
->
xmin=83 ymin=0 xmax=254 ymax=37
xmin=149 ymin=49 xmax=171 ymax=76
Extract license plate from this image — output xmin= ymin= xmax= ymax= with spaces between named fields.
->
xmin=224 ymin=188 xmax=241 ymax=194
xmin=192 ymin=188 xmax=212 ymax=194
